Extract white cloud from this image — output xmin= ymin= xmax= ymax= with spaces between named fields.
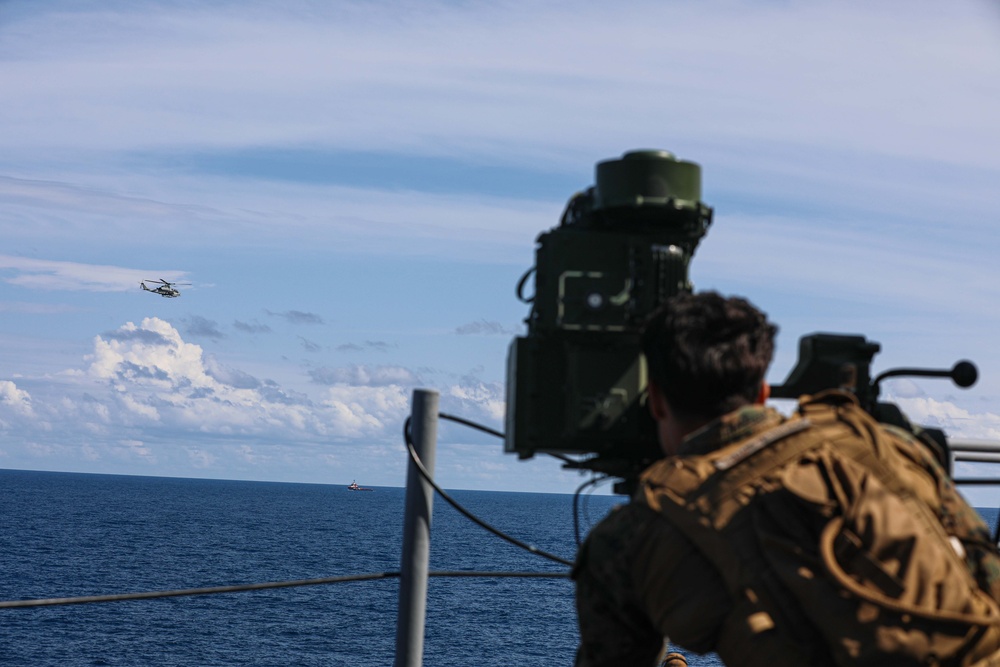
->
xmin=89 ymin=318 xmax=204 ymax=385
xmin=2 ymin=318 xmax=513 ymax=469
xmin=0 ymin=380 xmax=34 ymax=418
xmin=446 ymin=381 xmax=506 ymax=424
xmin=321 ymin=384 xmax=411 ymax=439
xmin=896 ymin=396 xmax=1000 ymax=441
xmin=83 ymin=318 xmax=326 ymax=437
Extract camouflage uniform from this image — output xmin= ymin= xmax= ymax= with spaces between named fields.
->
xmin=573 ymin=401 xmax=1000 ymax=667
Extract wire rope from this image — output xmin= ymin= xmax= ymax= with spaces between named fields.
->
xmin=438 ymin=412 xmax=504 ymax=439
xmin=404 ymin=417 xmax=574 ymax=567
xmin=0 ymin=570 xmax=569 ymax=610
xmin=434 ymin=411 xmax=607 ymax=555
xmin=437 ymin=412 xmax=575 ymax=464
xmin=573 ymin=475 xmax=611 ymax=547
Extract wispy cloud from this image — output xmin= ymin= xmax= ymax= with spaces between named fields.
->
xmin=336 ymin=340 xmax=394 ymax=353
xmin=2 ymin=1 xmax=997 ymax=170
xmin=298 ymin=336 xmax=321 ymax=353
xmin=0 ymin=301 xmax=83 ymax=314
xmin=183 ymin=316 xmax=225 ymax=340
xmin=0 ymin=175 xmax=226 ymax=224
xmin=455 ymin=319 xmax=516 ymax=335
xmin=233 ymin=320 xmax=272 ymax=334
xmin=266 ymin=309 xmax=324 ymax=325
xmin=0 ymin=254 xmax=187 ymax=293
xmin=309 ymin=364 xmax=420 ymax=387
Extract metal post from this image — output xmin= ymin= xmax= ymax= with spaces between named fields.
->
xmin=393 ymin=389 xmax=438 ymax=667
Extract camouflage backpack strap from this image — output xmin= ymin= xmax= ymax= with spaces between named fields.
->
xmin=802 ymin=393 xmax=1000 ymax=627
xmin=642 ymin=411 xmax=842 ymax=663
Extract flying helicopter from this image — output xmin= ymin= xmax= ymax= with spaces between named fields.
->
xmin=139 ymin=279 xmax=190 ymax=298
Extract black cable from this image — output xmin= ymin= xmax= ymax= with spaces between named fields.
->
xmin=404 ymin=417 xmax=574 ymax=567
xmin=0 ymin=570 xmax=569 ymax=610
xmin=436 ymin=413 xmax=577 ymax=465
xmin=573 ymin=475 xmax=609 ymax=547
xmin=438 ymin=412 xmax=504 ymax=439
xmin=515 ymin=266 xmax=535 ymax=303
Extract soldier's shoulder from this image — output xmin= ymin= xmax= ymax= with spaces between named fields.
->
xmin=578 ymin=502 xmax=660 ymax=564
xmin=589 ymin=501 xmax=659 ymax=541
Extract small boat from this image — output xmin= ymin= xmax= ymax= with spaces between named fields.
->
xmin=348 ymin=481 xmax=374 ymax=491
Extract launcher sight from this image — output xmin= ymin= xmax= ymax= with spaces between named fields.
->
xmin=504 ymin=150 xmax=712 ymax=477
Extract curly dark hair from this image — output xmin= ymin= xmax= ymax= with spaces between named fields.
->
xmin=640 ymin=291 xmax=778 ymax=422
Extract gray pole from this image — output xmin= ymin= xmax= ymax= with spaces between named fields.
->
xmin=393 ymin=389 xmax=439 ymax=667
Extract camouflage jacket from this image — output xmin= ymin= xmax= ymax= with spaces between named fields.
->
xmin=572 ymin=402 xmax=1000 ymax=667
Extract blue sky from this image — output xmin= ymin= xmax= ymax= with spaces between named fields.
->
xmin=2 ymin=0 xmax=1000 ymax=497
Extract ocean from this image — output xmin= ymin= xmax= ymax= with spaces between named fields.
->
xmin=0 ymin=469 xmax=640 ymax=666
xmin=2 ymin=469 xmax=996 ymax=667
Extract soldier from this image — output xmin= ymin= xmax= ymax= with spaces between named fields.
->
xmin=573 ymin=291 xmax=1000 ymax=667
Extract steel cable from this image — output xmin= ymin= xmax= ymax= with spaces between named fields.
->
xmin=404 ymin=416 xmax=574 ymax=567
xmin=0 ymin=570 xmax=569 ymax=609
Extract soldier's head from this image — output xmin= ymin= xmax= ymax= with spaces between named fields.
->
xmin=641 ymin=291 xmax=778 ymax=453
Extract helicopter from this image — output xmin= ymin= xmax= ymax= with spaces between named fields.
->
xmin=139 ymin=279 xmax=190 ymax=298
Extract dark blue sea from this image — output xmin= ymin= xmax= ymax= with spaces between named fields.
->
xmin=0 ymin=469 xmax=630 ymax=666
xmin=3 ymin=470 xmax=997 ymax=667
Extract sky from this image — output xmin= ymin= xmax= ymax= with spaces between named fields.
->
xmin=2 ymin=0 xmax=1000 ymax=499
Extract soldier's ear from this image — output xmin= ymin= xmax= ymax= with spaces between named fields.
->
xmin=756 ymin=382 xmax=771 ymax=405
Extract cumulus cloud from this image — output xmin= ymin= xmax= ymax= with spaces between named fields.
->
xmin=0 ymin=317 xmax=518 ymax=481
xmin=444 ymin=379 xmax=506 ymax=424
xmin=895 ymin=396 xmax=1000 ymax=441
xmin=86 ymin=318 xmax=325 ymax=435
xmin=73 ymin=318 xmax=509 ymax=449
xmin=0 ymin=380 xmax=35 ymax=419
xmin=321 ymin=385 xmax=411 ymax=438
